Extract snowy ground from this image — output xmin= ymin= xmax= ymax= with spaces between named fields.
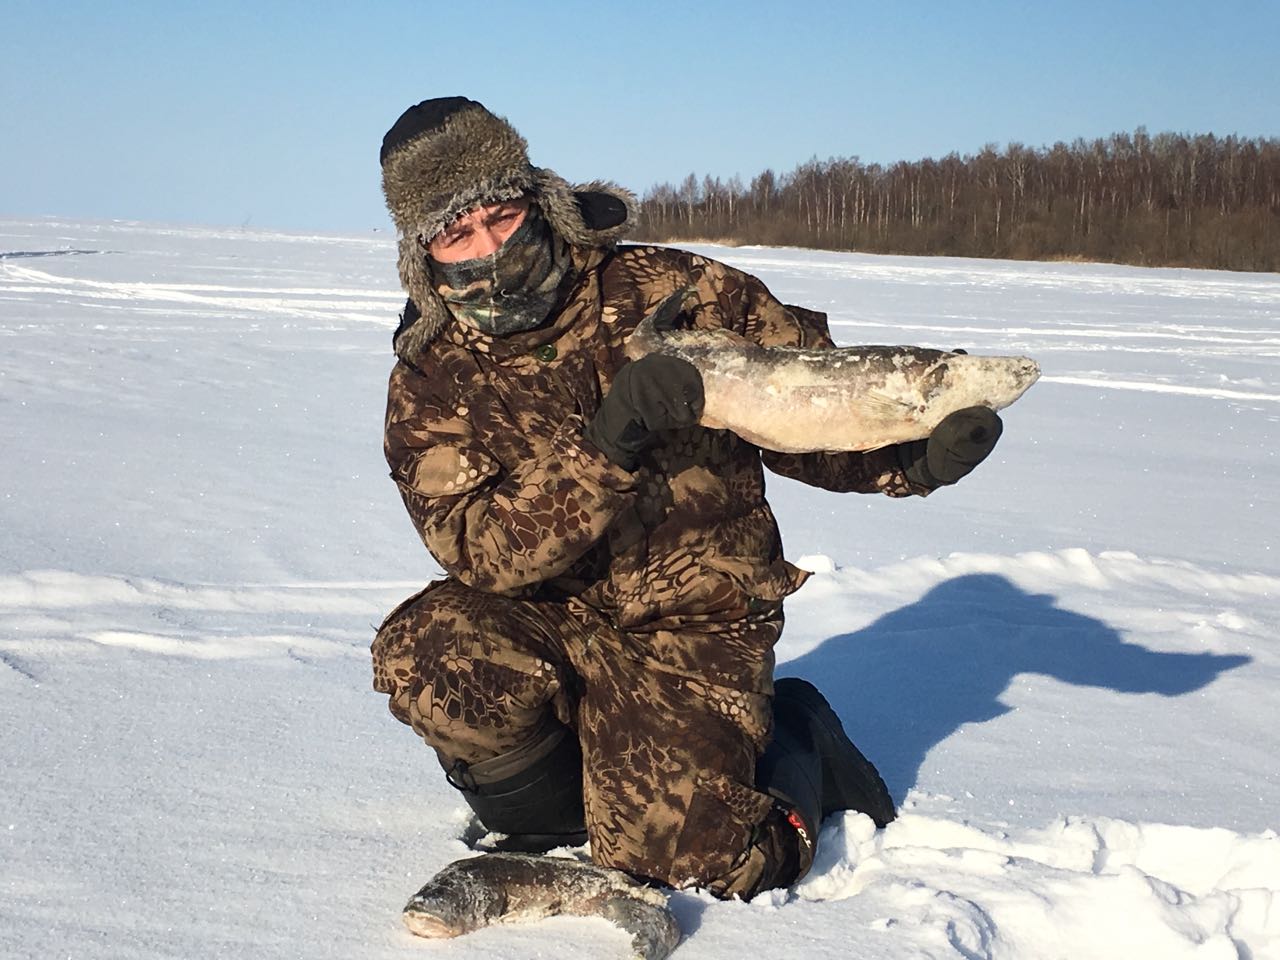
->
xmin=2 ymin=217 xmax=1277 ymax=959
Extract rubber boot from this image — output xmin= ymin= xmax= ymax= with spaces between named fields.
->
xmin=773 ymin=677 xmax=896 ymax=828
xmin=443 ymin=720 xmax=588 ymax=853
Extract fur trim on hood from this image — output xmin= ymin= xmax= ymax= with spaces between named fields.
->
xmin=380 ymin=99 xmax=636 ymax=362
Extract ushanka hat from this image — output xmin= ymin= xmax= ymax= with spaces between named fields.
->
xmin=380 ymin=97 xmax=636 ymax=360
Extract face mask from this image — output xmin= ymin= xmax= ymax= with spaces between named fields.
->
xmin=429 ymin=205 xmax=573 ymax=337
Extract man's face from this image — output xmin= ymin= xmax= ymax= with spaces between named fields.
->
xmin=426 ymin=197 xmax=530 ymax=263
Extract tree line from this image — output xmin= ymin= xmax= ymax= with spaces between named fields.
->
xmin=632 ymin=129 xmax=1280 ymax=272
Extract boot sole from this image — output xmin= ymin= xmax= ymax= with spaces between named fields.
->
xmin=773 ymin=678 xmax=897 ymax=828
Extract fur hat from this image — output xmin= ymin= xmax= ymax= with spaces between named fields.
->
xmin=380 ymin=97 xmax=636 ymax=360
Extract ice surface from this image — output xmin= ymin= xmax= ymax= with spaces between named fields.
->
xmin=2 ymin=219 xmax=1277 ymax=959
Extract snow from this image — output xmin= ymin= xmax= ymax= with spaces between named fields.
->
xmin=2 ymin=217 xmax=1277 ymax=959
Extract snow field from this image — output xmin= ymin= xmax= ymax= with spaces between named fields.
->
xmin=787 ymin=811 xmax=1279 ymax=959
xmin=2 ymin=218 xmax=1277 ymax=959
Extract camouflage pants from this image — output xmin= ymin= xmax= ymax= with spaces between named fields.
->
xmin=371 ymin=578 xmax=794 ymax=897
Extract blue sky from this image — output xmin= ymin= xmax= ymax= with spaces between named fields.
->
xmin=2 ymin=0 xmax=1277 ymax=233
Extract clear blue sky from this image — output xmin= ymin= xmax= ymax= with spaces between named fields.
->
xmin=3 ymin=0 xmax=1277 ymax=233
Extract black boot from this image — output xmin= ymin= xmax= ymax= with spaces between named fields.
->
xmin=751 ymin=679 xmax=896 ymax=892
xmin=754 ymin=702 xmax=825 ymax=887
xmin=443 ymin=720 xmax=588 ymax=854
xmin=772 ymin=677 xmax=896 ymax=828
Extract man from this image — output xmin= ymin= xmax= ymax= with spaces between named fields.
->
xmin=371 ymin=97 xmax=1002 ymax=899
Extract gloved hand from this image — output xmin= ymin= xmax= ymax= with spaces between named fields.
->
xmin=899 ymin=406 xmax=1003 ymax=490
xmin=584 ymin=355 xmax=704 ymax=471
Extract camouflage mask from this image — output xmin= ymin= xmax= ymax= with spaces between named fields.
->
xmin=429 ymin=205 xmax=574 ymax=337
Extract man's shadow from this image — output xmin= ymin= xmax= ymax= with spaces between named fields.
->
xmin=781 ymin=573 xmax=1251 ymax=800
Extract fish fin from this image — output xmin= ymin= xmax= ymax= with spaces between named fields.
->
xmin=859 ymin=391 xmax=915 ymax=411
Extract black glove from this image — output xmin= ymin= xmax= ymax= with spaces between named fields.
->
xmin=584 ymin=355 xmax=704 ymax=470
xmin=899 ymin=406 xmax=1003 ymax=490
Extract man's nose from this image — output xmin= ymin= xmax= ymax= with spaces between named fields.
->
xmin=473 ymin=225 xmax=507 ymax=258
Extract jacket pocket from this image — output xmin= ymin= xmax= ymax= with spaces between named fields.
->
xmin=704 ymin=555 xmax=810 ymax=609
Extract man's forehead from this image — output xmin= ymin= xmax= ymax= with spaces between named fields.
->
xmin=460 ymin=197 xmax=528 ymax=220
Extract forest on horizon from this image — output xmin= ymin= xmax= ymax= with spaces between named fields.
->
xmin=632 ymin=129 xmax=1280 ymax=272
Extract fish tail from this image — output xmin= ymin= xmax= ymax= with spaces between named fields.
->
xmin=596 ymin=894 xmax=684 ymax=960
xmin=626 ymin=287 xmax=696 ymax=360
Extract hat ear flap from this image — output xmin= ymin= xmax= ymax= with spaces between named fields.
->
xmin=534 ymin=168 xmax=637 ymax=246
xmin=393 ymin=236 xmax=452 ymax=363
xmin=575 ymin=190 xmax=629 ymax=231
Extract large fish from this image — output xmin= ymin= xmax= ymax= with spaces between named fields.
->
xmin=625 ymin=289 xmax=1041 ymax=454
xmin=403 ymin=852 xmax=681 ymax=960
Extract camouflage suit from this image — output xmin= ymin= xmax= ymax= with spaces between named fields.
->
xmin=372 ymin=240 xmax=926 ymax=896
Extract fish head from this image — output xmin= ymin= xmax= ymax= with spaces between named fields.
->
xmin=921 ymin=352 xmax=1042 ymax=416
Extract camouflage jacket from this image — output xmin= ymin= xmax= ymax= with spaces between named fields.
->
xmin=384 ymin=244 xmax=926 ymax=683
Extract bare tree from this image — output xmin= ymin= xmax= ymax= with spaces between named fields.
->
xmin=630 ymin=130 xmax=1280 ymax=271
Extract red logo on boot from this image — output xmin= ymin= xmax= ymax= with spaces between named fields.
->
xmin=786 ymin=809 xmax=813 ymax=851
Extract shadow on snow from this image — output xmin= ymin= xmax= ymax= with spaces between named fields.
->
xmin=781 ymin=573 xmax=1251 ymax=800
